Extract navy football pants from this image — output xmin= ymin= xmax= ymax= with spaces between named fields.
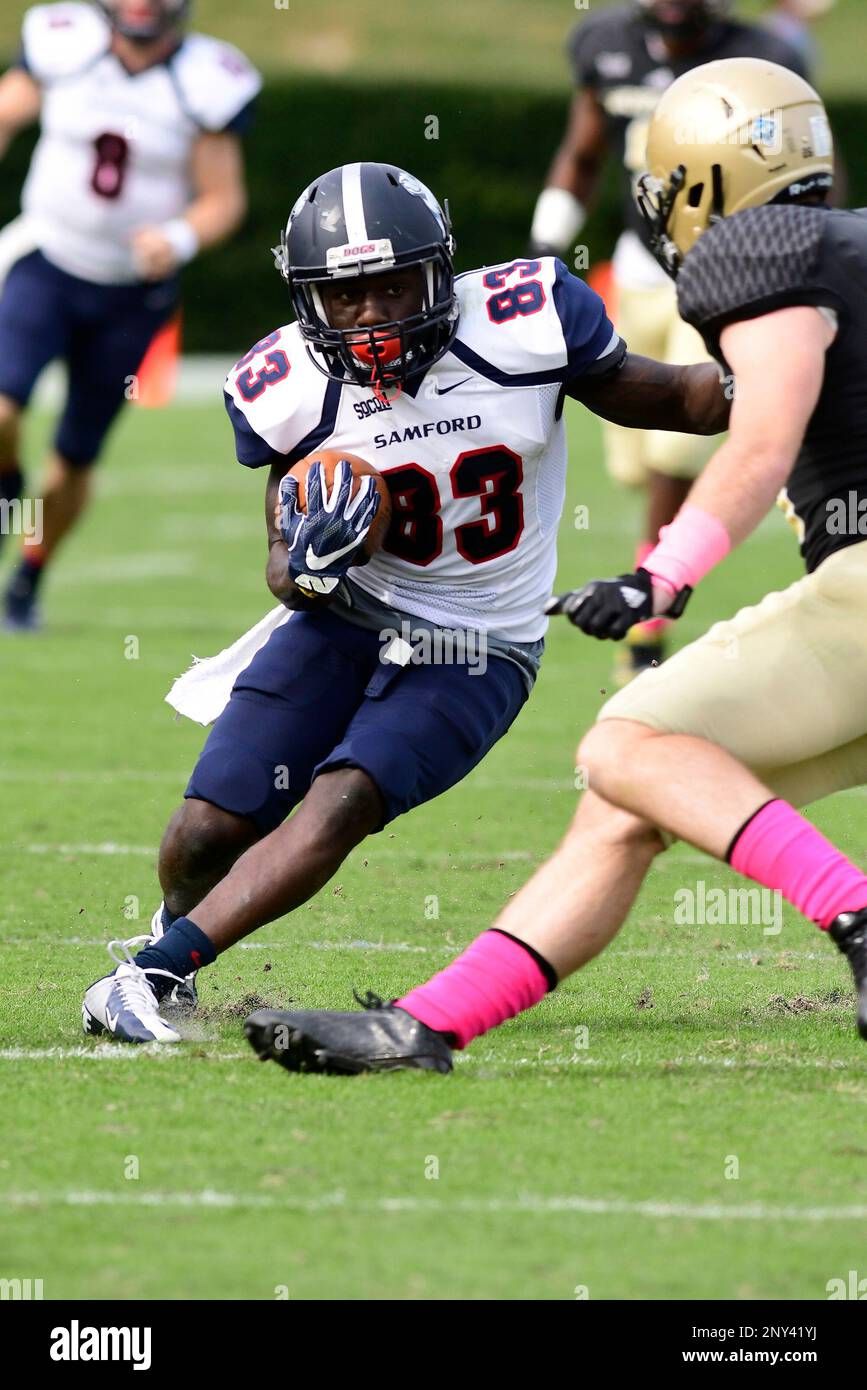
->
xmin=185 ymin=608 xmax=529 ymax=832
xmin=0 ymin=250 xmax=178 ymax=466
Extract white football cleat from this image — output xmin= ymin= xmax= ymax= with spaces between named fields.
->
xmin=119 ymin=902 xmax=198 ymax=1014
xmin=82 ymin=942 xmax=183 ymax=1044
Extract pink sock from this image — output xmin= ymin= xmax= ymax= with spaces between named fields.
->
xmin=397 ymin=930 xmax=553 ymax=1049
xmin=729 ymin=800 xmax=867 ymax=929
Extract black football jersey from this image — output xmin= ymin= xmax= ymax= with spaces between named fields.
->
xmin=567 ymin=6 xmax=808 ymax=243
xmin=677 ymin=204 xmax=867 ymax=573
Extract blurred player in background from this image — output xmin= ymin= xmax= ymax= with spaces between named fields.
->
xmin=79 ymin=160 xmax=730 ymax=1044
xmin=529 ymin=0 xmax=807 ymax=683
xmin=764 ymin=0 xmax=836 ymax=70
xmin=262 ymin=61 xmax=867 ymax=1075
xmin=0 ymin=0 xmax=260 ymax=629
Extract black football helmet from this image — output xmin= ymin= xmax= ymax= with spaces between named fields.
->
xmin=97 ymin=0 xmax=191 ymax=43
xmin=273 ymin=163 xmax=458 ymax=394
xmin=635 ymin=0 xmax=733 ymax=41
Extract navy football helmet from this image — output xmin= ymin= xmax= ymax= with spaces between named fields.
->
xmin=273 ymin=163 xmax=458 ymax=394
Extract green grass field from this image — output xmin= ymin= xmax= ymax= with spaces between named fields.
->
xmin=1 ymin=0 xmax=864 ymax=96
xmin=2 ymin=394 xmax=866 ymax=1300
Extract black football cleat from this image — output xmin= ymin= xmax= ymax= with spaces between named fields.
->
xmin=244 ymin=993 xmax=453 ymax=1076
xmin=829 ymin=909 xmax=867 ymax=1039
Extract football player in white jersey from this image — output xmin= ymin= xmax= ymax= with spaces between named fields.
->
xmin=80 ymin=161 xmax=728 ymax=1044
xmin=0 ymin=0 xmax=261 ymax=628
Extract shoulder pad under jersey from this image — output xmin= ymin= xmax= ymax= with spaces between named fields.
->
xmin=21 ymin=2 xmax=110 ymax=82
xmin=451 ymin=256 xmax=624 ymax=386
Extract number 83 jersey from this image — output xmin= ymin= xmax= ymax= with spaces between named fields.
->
xmin=17 ymin=3 xmax=261 ymax=285
xmin=226 ymin=257 xmax=625 ymax=644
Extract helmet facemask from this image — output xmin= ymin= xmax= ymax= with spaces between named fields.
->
xmin=275 ymin=231 xmax=457 ymax=398
xmin=636 ymin=165 xmax=690 ymax=276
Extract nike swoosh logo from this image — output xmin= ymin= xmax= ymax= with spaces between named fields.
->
xmin=105 ymin=1007 xmax=119 ymax=1032
xmin=436 ymin=377 xmax=472 ymax=395
xmin=304 ymin=537 xmax=364 ymax=571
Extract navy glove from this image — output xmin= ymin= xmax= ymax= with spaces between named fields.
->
xmin=278 ymin=460 xmax=381 ymax=597
xmin=545 ymin=567 xmax=691 ymax=640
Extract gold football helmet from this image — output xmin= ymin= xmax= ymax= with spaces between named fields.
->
xmin=636 ymin=58 xmax=834 ymax=274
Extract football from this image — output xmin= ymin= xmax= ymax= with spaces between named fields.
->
xmin=284 ymin=448 xmax=392 ymax=560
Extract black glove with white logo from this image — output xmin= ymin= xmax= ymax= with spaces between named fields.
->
xmin=545 ymin=567 xmax=691 ymax=640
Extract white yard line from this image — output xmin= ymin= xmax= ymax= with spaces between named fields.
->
xmin=0 ymin=1047 xmax=858 ymax=1073
xmin=15 ymin=843 xmax=539 ymax=862
xmin=0 ymin=1045 xmax=227 ymax=1061
xmin=456 ymin=1053 xmax=858 ymax=1071
xmin=0 ymin=936 xmax=840 ymax=963
xmin=0 ymin=771 xmax=682 ymax=799
xmin=21 ymin=843 xmax=158 ymax=857
xmin=0 ymin=771 xmax=182 ymax=783
xmin=1 ymin=1187 xmax=865 ymax=1222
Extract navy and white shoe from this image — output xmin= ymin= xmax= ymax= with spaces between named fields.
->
xmin=121 ymin=903 xmax=198 ymax=1014
xmin=82 ymin=942 xmax=182 ymax=1044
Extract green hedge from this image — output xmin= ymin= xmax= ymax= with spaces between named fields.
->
xmin=2 ymin=75 xmax=866 ymax=351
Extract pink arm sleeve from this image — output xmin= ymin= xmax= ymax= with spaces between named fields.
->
xmin=642 ymin=504 xmax=731 ymax=595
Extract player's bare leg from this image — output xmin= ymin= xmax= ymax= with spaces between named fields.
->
xmin=578 ymin=718 xmax=867 ymax=1035
xmin=490 ymin=789 xmax=662 ymax=978
xmin=5 ymin=451 xmax=91 ymax=629
xmin=249 ymin=718 xmax=867 ymax=1071
xmin=95 ymin=803 xmax=262 ymax=1027
xmin=244 ymin=789 xmax=665 ymax=1074
xmin=0 ymin=394 xmax=24 ymax=560
xmin=580 ymin=719 xmax=769 ymax=858
xmin=34 ymin=451 xmax=92 ymax=558
xmin=123 ymin=766 xmax=381 ymax=967
xmin=184 ymin=767 xmax=383 ymax=950
xmin=158 ymin=800 xmax=262 ymax=918
xmin=83 ymin=767 xmax=384 ymax=1043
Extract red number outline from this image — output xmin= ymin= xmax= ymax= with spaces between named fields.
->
xmin=382 ymin=462 xmax=443 ymax=567
xmin=236 ymin=346 xmax=290 ymax=402
xmin=381 ymin=446 xmax=525 ymax=568
xmin=451 ymin=446 xmax=524 ymax=564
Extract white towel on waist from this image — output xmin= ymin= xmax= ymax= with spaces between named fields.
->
xmin=165 ymin=605 xmax=294 ymax=726
xmin=0 ymin=215 xmax=40 ymax=290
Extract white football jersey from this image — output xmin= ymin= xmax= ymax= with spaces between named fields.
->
xmin=17 ymin=2 xmax=261 ymax=284
xmin=225 ymin=257 xmax=625 ymax=643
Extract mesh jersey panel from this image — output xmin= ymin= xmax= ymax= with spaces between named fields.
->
xmin=676 ymin=205 xmax=830 ymax=352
